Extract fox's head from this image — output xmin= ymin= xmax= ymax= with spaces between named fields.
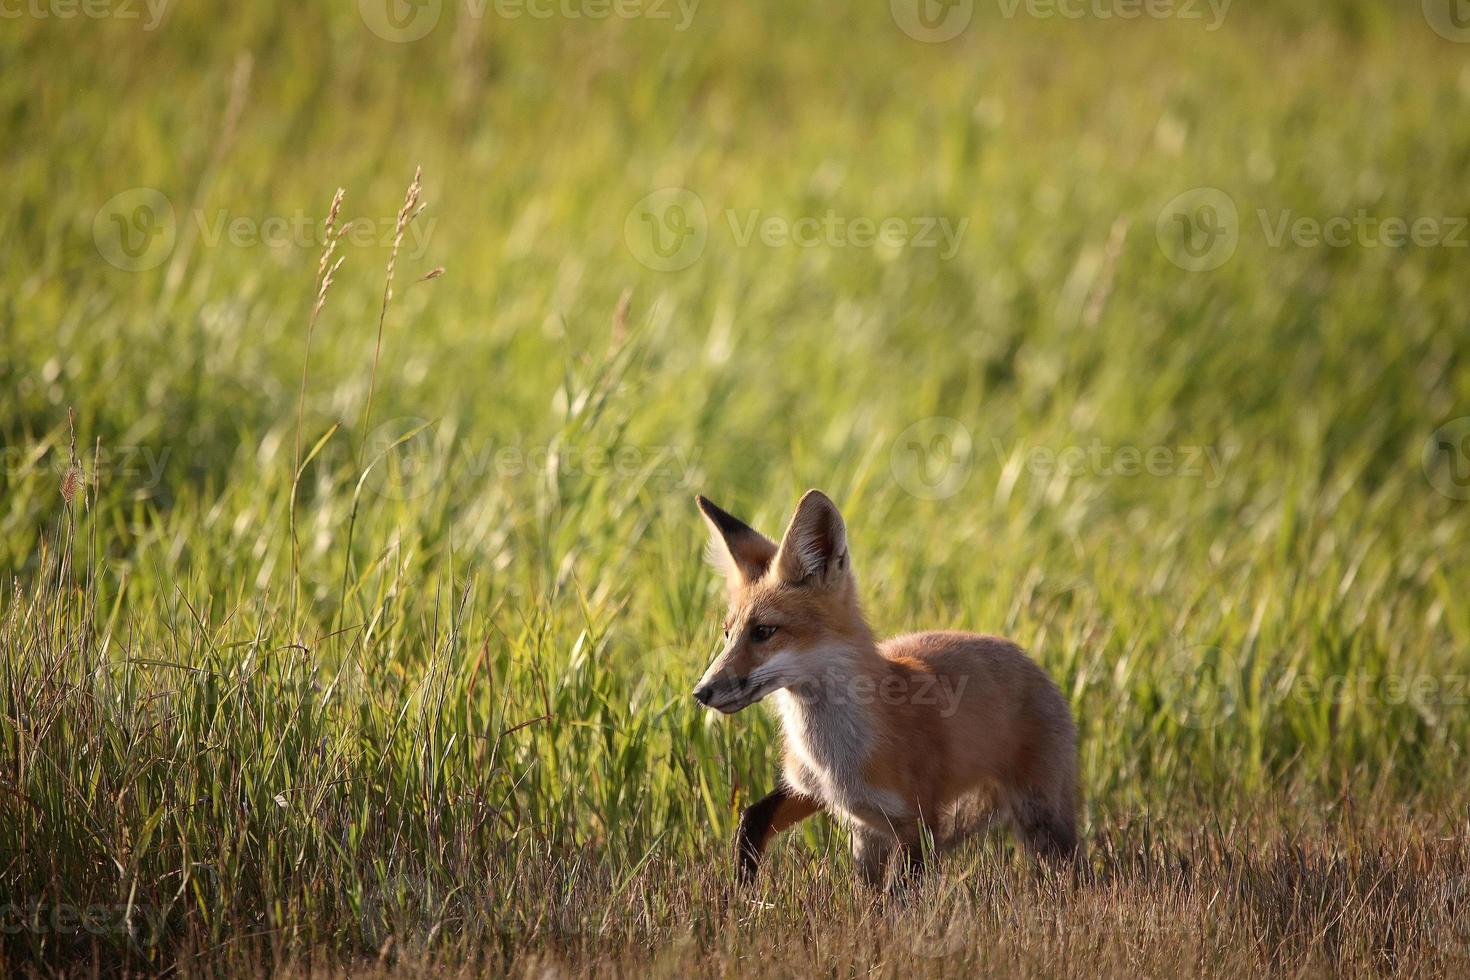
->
xmin=692 ymin=489 xmax=871 ymax=713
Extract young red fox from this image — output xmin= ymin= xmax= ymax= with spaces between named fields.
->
xmin=692 ymin=490 xmax=1079 ymax=888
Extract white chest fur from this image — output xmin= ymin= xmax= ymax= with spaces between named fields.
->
xmin=772 ymin=688 xmax=910 ymax=827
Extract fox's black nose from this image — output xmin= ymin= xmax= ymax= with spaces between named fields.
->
xmin=693 ymin=685 xmax=713 ymax=706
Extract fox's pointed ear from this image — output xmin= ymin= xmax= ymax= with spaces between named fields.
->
xmin=774 ymin=489 xmax=850 ymax=588
xmin=696 ymin=495 xmax=777 ymax=587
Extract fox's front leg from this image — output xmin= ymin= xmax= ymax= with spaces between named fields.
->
xmin=734 ymin=785 xmax=820 ymax=883
xmin=851 ymin=819 xmax=931 ymax=893
xmin=887 ymin=817 xmax=938 ymax=895
xmin=851 ymin=825 xmax=895 ymax=888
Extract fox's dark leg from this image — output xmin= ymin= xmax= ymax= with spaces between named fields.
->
xmin=936 ymin=791 xmax=1002 ymax=854
xmin=1009 ymin=794 xmax=1078 ymax=865
xmin=887 ymin=816 xmax=938 ymax=896
xmin=851 ymin=826 xmax=895 ymax=889
xmin=735 ymin=786 xmax=820 ymax=882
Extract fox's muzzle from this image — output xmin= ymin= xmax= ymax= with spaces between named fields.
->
xmin=692 ymin=674 xmax=753 ymax=713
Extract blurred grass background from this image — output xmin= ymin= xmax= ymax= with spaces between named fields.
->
xmin=3 ymin=0 xmax=1470 ymax=971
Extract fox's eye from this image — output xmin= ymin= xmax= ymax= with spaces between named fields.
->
xmin=751 ymin=624 xmax=777 ymax=643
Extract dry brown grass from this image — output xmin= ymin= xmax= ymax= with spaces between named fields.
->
xmin=10 ymin=805 xmax=1466 ymax=978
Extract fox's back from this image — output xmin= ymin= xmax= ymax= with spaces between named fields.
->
xmin=881 ymin=629 xmax=1041 ymax=679
xmin=876 ymin=630 xmax=1075 ymax=802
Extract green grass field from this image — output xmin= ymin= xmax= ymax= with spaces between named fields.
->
xmin=5 ymin=1 xmax=1470 ymax=975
